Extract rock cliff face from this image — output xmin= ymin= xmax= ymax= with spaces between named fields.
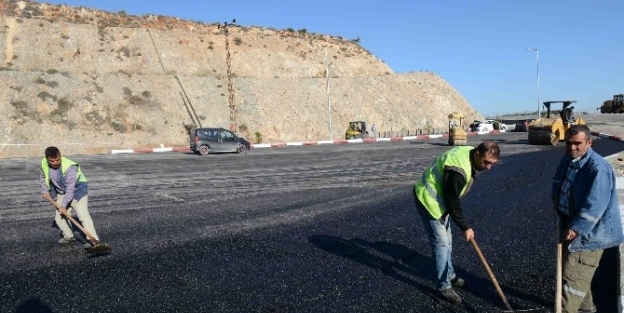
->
xmin=0 ymin=0 xmax=483 ymax=157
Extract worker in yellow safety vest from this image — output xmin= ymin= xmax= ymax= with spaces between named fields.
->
xmin=414 ymin=140 xmax=500 ymax=304
xmin=40 ymin=146 xmax=102 ymax=249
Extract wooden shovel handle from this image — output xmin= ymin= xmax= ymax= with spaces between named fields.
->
xmin=46 ymin=197 xmax=97 ymax=242
xmin=469 ymin=238 xmax=513 ymax=311
xmin=556 ymin=217 xmax=563 ymax=313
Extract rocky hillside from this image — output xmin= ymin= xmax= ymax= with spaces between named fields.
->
xmin=0 ymin=0 xmax=484 ymax=157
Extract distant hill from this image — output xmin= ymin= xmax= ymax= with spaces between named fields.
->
xmin=0 ymin=0 xmax=484 ymax=157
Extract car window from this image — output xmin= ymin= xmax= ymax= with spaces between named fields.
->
xmin=198 ymin=129 xmax=218 ymax=138
xmin=221 ymin=130 xmax=235 ymax=140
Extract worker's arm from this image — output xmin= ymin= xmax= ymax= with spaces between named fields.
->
xmin=40 ymin=168 xmax=53 ymax=202
xmin=442 ymin=169 xmax=471 ymax=233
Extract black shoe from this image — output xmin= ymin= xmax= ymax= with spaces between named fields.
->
xmin=578 ymin=305 xmax=597 ymax=313
xmin=438 ymin=288 xmax=462 ymax=304
xmin=451 ymin=277 xmax=465 ymax=288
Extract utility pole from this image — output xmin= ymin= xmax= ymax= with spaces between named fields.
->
xmin=224 ymin=22 xmax=236 ymax=132
xmin=325 ymin=48 xmax=332 ymax=140
xmin=526 ymin=48 xmax=540 ymax=119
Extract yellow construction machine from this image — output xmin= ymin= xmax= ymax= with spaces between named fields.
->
xmin=597 ymin=94 xmax=624 ymax=113
xmin=527 ymin=100 xmax=585 ymax=145
xmin=345 ymin=121 xmax=369 ymax=139
xmin=448 ymin=113 xmax=467 ymax=146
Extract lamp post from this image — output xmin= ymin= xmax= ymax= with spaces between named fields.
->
xmin=325 ymin=48 xmax=332 ymax=140
xmin=526 ymin=48 xmax=540 ymax=118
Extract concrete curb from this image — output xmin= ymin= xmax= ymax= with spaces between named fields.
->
xmin=109 ymin=130 xmax=507 ymax=154
xmin=107 ymin=131 xmax=624 ymax=157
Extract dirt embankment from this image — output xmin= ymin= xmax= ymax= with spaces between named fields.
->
xmin=0 ymin=1 xmax=484 ymax=157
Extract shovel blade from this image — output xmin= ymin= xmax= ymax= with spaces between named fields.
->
xmin=86 ymin=242 xmax=111 ymax=254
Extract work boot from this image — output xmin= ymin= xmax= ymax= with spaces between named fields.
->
xmin=438 ymin=288 xmax=462 ymax=304
xmin=451 ymin=277 xmax=465 ymax=289
xmin=578 ymin=305 xmax=597 ymax=313
xmin=58 ymin=236 xmax=76 ymax=244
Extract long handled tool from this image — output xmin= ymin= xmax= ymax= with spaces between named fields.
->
xmin=469 ymin=238 xmax=541 ymax=312
xmin=47 ymin=198 xmax=111 ymax=253
xmin=556 ymin=217 xmax=563 ymax=313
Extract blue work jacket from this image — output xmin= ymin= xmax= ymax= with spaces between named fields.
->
xmin=552 ymin=148 xmax=624 ymax=252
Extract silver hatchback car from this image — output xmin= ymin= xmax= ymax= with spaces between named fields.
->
xmin=189 ymin=127 xmax=251 ymax=155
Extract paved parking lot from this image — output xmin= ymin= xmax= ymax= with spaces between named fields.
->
xmin=1 ymin=133 xmax=622 ymax=313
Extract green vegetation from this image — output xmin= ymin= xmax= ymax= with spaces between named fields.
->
xmin=10 ymin=100 xmax=27 ymax=111
xmin=45 ymin=81 xmax=59 ymax=88
xmin=50 ymin=97 xmax=74 ymax=121
xmin=254 ymin=131 xmax=263 ymax=144
xmin=37 ymin=91 xmax=57 ymax=101
xmin=110 ymin=121 xmax=127 ymax=133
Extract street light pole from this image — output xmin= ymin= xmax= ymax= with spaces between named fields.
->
xmin=325 ymin=48 xmax=332 ymax=140
xmin=526 ymin=48 xmax=540 ymax=119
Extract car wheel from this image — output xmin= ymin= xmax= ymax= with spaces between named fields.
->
xmin=237 ymin=144 xmax=247 ymax=154
xmin=199 ymin=145 xmax=210 ymax=155
xmin=501 ymin=126 xmax=507 ymax=131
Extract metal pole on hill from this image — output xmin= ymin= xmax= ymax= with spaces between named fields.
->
xmin=526 ymin=48 xmax=540 ymax=119
xmin=224 ymin=21 xmax=236 ymax=132
xmin=326 ymin=48 xmax=332 ymax=141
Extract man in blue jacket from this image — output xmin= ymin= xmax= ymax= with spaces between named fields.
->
xmin=552 ymin=125 xmax=624 ymax=313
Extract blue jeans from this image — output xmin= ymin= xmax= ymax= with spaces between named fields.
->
xmin=416 ymin=199 xmax=456 ymax=290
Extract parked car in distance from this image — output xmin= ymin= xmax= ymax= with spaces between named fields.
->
xmin=189 ymin=127 xmax=251 ymax=155
xmin=469 ymin=120 xmax=482 ymax=132
xmin=477 ymin=120 xmax=507 ymax=132
xmin=514 ymin=119 xmax=535 ymax=132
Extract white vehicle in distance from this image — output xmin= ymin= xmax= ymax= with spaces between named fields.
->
xmin=477 ymin=120 xmax=507 ymax=132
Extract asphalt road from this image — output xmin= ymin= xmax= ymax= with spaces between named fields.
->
xmin=1 ymin=133 xmax=623 ymax=313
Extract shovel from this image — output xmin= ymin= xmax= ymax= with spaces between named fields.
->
xmin=469 ymin=238 xmax=541 ymax=312
xmin=556 ymin=217 xmax=563 ymax=313
xmin=46 ymin=197 xmax=111 ymax=254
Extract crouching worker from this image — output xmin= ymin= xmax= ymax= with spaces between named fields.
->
xmin=414 ymin=141 xmax=500 ymax=304
xmin=40 ymin=146 xmax=101 ymax=249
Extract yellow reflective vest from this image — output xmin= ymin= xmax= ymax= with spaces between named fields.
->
xmin=41 ymin=157 xmax=88 ymax=200
xmin=414 ymin=146 xmax=473 ymax=219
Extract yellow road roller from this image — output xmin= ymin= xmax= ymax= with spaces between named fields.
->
xmin=448 ymin=112 xmax=467 ymax=146
xmin=527 ymin=100 xmax=585 ymax=145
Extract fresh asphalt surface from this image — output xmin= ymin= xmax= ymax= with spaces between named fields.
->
xmin=1 ymin=133 xmax=623 ymax=313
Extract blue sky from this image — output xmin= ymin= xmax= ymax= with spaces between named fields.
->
xmin=36 ymin=0 xmax=624 ymax=116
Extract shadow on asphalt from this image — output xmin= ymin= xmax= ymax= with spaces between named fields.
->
xmin=15 ymin=298 xmax=54 ymax=313
xmin=307 ymin=235 xmax=552 ymax=311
